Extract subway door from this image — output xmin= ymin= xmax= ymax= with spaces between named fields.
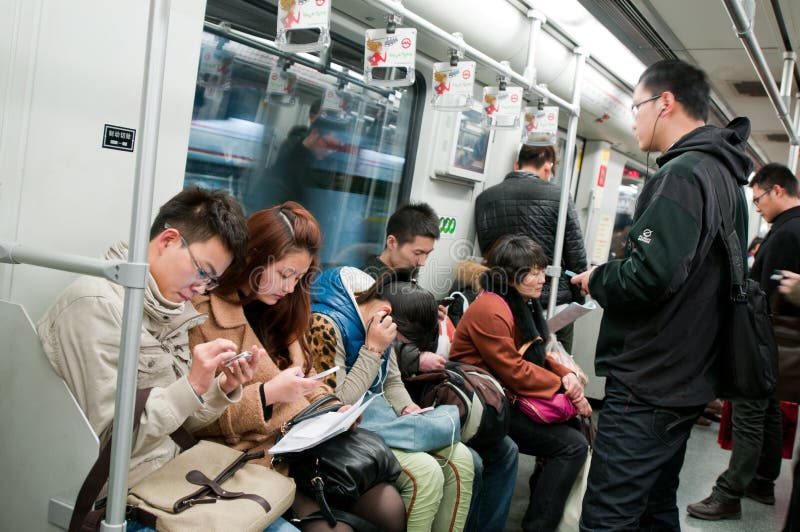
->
xmin=571 ymin=140 xmax=628 ymax=399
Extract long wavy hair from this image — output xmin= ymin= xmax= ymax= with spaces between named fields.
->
xmin=216 ymin=202 xmax=321 ymax=360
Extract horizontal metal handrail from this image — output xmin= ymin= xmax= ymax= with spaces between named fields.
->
xmin=0 ymin=241 xmax=148 ymax=288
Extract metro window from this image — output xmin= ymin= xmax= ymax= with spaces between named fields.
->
xmin=183 ymin=30 xmax=421 ymax=268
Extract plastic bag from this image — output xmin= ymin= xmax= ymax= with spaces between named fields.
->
xmin=545 ymin=335 xmax=588 ymax=386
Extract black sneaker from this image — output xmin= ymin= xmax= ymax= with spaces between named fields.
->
xmin=686 ymin=495 xmax=741 ymax=520
xmin=744 ymin=480 xmax=776 ymax=505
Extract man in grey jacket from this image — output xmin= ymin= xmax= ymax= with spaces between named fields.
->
xmin=38 ymin=186 xmax=260 ymax=487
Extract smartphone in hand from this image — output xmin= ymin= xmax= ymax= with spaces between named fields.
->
xmin=224 ymin=351 xmax=252 ymax=368
xmin=437 ymin=297 xmax=456 ymax=307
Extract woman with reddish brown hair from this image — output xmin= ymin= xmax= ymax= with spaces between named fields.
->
xmin=189 ymin=201 xmax=405 ymax=532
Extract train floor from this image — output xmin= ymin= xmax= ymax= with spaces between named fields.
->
xmin=504 ymin=417 xmax=796 ymax=531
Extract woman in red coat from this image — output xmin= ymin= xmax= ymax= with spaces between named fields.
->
xmin=450 ymin=234 xmax=590 ymax=532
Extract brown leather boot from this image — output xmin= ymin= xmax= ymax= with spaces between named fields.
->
xmin=686 ymin=495 xmax=741 ymax=520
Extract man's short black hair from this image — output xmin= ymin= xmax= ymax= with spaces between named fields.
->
xmin=518 ymin=145 xmax=556 ymax=170
xmin=750 ymin=163 xmax=798 ymax=196
xmin=638 ymin=59 xmax=710 ymax=122
xmin=386 ymin=203 xmax=440 ymax=244
xmin=150 ymin=186 xmax=249 ymax=267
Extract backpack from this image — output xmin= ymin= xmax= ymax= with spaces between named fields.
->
xmin=404 ymin=361 xmax=509 ymax=450
xmin=706 ymin=163 xmax=779 ymax=399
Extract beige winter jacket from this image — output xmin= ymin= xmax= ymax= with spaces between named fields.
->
xmin=37 ymin=243 xmax=242 ymax=486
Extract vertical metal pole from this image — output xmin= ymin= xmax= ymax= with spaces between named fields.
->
xmin=547 ymin=48 xmax=587 ymax=319
xmin=789 ymin=93 xmax=800 ymax=174
xmin=101 ymin=0 xmax=171 ymax=529
xmin=523 ymin=10 xmax=546 ymax=83
xmin=779 ymin=51 xmax=797 ymax=109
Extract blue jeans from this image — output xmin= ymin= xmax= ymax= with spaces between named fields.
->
xmin=580 ymin=377 xmax=704 ymax=532
xmin=264 ymin=517 xmax=300 ymax=531
xmin=464 ymin=436 xmax=519 ymax=532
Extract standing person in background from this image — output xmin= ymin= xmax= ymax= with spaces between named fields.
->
xmin=572 ymin=59 xmax=752 ymax=531
xmin=189 ymin=202 xmax=406 ymax=531
xmin=779 ymin=271 xmax=800 ymax=532
xmin=687 ymin=163 xmax=800 ymax=521
xmin=474 ymin=144 xmax=587 ymax=352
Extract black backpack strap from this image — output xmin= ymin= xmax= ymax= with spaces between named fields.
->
xmin=703 ymin=162 xmax=746 ymax=293
xmin=69 ymin=388 xmax=198 ymax=532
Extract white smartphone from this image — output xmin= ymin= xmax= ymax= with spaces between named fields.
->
xmin=224 ymin=351 xmax=252 ymax=368
xmin=310 ymin=366 xmax=340 ymax=380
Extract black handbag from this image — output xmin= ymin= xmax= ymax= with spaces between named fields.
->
xmin=707 ymin=165 xmax=779 ymax=399
xmin=273 ymin=395 xmax=402 ymax=530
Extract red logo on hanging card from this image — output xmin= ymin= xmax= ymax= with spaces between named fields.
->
xmin=462 ymin=70 xmax=471 ymax=80
xmin=315 ymin=0 xmax=325 ymax=5
xmin=401 ymin=38 xmax=412 ymax=49
xmin=510 ymin=94 xmax=519 ymax=103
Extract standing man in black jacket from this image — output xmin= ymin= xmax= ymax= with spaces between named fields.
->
xmin=688 ymin=163 xmax=800 ymax=521
xmin=474 ymin=144 xmax=588 ymax=351
xmin=572 ymin=59 xmax=752 ymax=531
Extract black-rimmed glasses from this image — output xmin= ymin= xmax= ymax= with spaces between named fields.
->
xmin=164 ymin=223 xmax=220 ymax=290
xmin=631 ymin=93 xmax=663 ymax=117
xmin=752 ymin=187 xmax=773 ymax=206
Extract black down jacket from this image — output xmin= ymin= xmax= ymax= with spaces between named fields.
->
xmin=475 ymin=171 xmax=588 ymax=306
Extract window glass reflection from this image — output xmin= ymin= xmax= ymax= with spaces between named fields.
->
xmin=453 ymin=109 xmax=490 ymax=174
xmin=184 ymin=32 xmax=417 ymax=268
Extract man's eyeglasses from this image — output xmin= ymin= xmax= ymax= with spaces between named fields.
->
xmin=752 ymin=187 xmax=773 ymax=206
xmin=164 ymin=223 xmax=220 ymax=291
xmin=631 ymin=93 xmax=663 ymax=117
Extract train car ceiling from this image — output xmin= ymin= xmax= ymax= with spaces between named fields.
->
xmin=579 ymin=0 xmax=800 ymax=168
xmin=206 ymin=0 xmax=650 ymax=164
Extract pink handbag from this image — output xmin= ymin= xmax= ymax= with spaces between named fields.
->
xmin=517 ymin=393 xmax=578 ymax=424
xmin=514 ymin=340 xmax=579 ymax=424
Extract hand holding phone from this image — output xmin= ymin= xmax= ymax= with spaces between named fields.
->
xmin=224 ymin=350 xmax=252 ymax=368
xmin=770 ymin=270 xmax=785 ymax=281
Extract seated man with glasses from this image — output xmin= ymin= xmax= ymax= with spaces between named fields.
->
xmin=38 ymin=186 xmax=260 ymax=495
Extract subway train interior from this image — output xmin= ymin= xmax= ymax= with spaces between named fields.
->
xmin=1 ymin=0 xmax=799 ymax=530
